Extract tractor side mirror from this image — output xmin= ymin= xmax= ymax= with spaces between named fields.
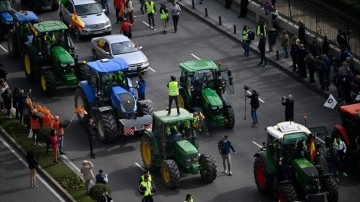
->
xmin=180 ymin=76 xmax=185 ymax=83
xmin=227 ymin=70 xmax=232 ymax=77
xmin=228 ymin=77 xmax=233 ymax=85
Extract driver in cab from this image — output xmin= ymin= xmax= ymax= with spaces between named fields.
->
xmin=170 ymin=126 xmax=182 ymax=141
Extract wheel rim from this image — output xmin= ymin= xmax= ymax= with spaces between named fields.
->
xmin=142 ymin=141 xmax=152 ymax=166
xmin=162 ymin=165 xmax=170 ymax=184
xmin=255 ymin=163 xmax=266 ymax=189
xmin=278 ymin=191 xmax=287 ymax=202
xmin=97 ymin=119 xmax=104 ymax=138
xmin=24 ymin=54 xmax=31 ymax=74
xmin=40 ymin=74 xmax=47 ymax=91
xmin=178 ymin=94 xmax=185 ymax=108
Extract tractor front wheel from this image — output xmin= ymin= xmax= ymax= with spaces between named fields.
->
xmin=161 ymin=159 xmax=180 ymax=188
xmin=199 ymin=153 xmax=217 ymax=183
xmin=224 ymin=106 xmax=235 ymax=129
xmin=40 ymin=69 xmax=57 ymax=96
xmin=23 ymin=51 xmax=34 ymax=81
xmin=140 ymin=134 xmax=156 ymax=171
xmin=7 ymin=32 xmax=17 ymax=57
xmin=96 ymin=112 xmax=118 ymax=143
xmin=74 ymin=87 xmax=90 ymax=125
xmin=137 ymin=101 xmax=154 ymax=116
xmin=254 ymin=157 xmax=274 ymax=194
xmin=75 ymin=63 xmax=91 ymax=82
xmin=322 ymin=176 xmax=339 ymax=202
xmin=277 ymin=184 xmax=298 ymax=202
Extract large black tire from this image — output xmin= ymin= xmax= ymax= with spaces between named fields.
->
xmin=40 ymin=69 xmax=57 ymax=96
xmin=254 ymin=157 xmax=274 ymax=194
xmin=75 ymin=63 xmax=91 ymax=82
xmin=137 ymin=101 xmax=154 ymax=116
xmin=161 ymin=159 xmax=180 ymax=188
xmin=23 ymin=50 xmax=35 ymax=81
xmin=277 ymin=184 xmax=298 ymax=202
xmin=74 ymin=87 xmax=90 ymax=125
xmin=140 ymin=134 xmax=156 ymax=171
xmin=224 ymin=106 xmax=235 ymax=129
xmin=199 ymin=153 xmax=217 ymax=183
xmin=51 ymin=0 xmax=60 ymax=11
xmin=322 ymin=176 xmax=339 ymax=202
xmin=0 ymin=24 xmax=5 ymax=41
xmin=96 ymin=112 xmax=118 ymax=143
xmin=7 ymin=31 xmax=17 ymax=57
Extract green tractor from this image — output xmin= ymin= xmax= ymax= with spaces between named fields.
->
xmin=23 ymin=20 xmax=83 ymax=96
xmin=140 ymin=108 xmax=217 ymax=188
xmin=254 ymin=121 xmax=339 ymax=202
xmin=178 ymin=59 xmax=235 ymax=129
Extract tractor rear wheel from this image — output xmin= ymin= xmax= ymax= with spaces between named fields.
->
xmin=199 ymin=153 xmax=217 ymax=183
xmin=74 ymin=87 xmax=90 ymax=125
xmin=7 ymin=32 xmax=17 ymax=57
xmin=224 ymin=106 xmax=235 ymax=129
xmin=97 ymin=112 xmax=118 ymax=143
xmin=40 ymin=69 xmax=57 ymax=96
xmin=277 ymin=184 xmax=298 ymax=202
xmin=322 ymin=176 xmax=339 ymax=202
xmin=140 ymin=134 xmax=156 ymax=171
xmin=51 ymin=0 xmax=59 ymax=11
xmin=254 ymin=157 xmax=274 ymax=194
xmin=23 ymin=51 xmax=35 ymax=81
xmin=161 ymin=159 xmax=180 ymax=188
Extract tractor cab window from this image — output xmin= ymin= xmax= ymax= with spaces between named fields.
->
xmin=193 ymin=70 xmax=214 ymax=88
xmin=0 ymin=0 xmax=11 ymax=12
xmin=282 ymin=133 xmax=308 ymax=159
xmin=103 ymin=42 xmax=110 ymax=53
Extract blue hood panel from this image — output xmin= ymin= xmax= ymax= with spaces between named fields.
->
xmin=0 ymin=12 xmax=13 ymax=24
xmin=111 ymin=86 xmax=136 ymax=115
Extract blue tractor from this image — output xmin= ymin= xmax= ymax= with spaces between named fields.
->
xmin=74 ymin=58 xmax=154 ymax=143
xmin=0 ymin=0 xmax=13 ymax=40
xmin=7 ymin=10 xmax=39 ymax=57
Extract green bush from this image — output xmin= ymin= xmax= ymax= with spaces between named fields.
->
xmin=89 ymin=184 xmax=111 ymax=201
xmin=2 ymin=120 xmax=28 ymax=136
xmin=57 ymin=174 xmax=84 ymax=190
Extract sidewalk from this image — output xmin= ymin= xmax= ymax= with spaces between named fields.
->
xmin=177 ymin=0 xmax=337 ymax=98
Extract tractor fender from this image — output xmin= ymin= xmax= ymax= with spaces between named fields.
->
xmin=254 ymin=152 xmax=276 ymax=174
xmin=119 ymin=115 xmax=152 ymax=128
xmin=78 ymin=81 xmax=96 ymax=104
xmin=223 ymin=101 xmax=232 ymax=108
xmin=334 ymin=124 xmax=351 ymax=147
xmin=137 ymin=99 xmax=152 ymax=106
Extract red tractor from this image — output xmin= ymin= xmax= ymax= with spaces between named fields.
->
xmin=331 ymin=103 xmax=360 ymax=171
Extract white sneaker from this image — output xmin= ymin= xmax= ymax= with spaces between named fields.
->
xmin=228 ymin=171 xmax=232 ymax=176
xmin=150 ymin=26 xmax=153 ymax=29
xmin=224 ymin=170 xmax=228 ymax=174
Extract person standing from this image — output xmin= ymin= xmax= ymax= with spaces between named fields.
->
xmin=114 ymin=0 xmax=125 ymax=24
xmin=53 ymin=116 xmax=66 ymax=155
xmin=218 ymin=135 xmax=235 ymax=176
xmin=85 ymin=117 xmax=97 ymax=158
xmin=258 ymin=33 xmax=267 ymax=66
xmin=305 ymin=53 xmax=315 ymax=83
xmin=2 ymin=88 xmax=12 ymax=118
xmin=256 ymin=19 xmax=267 ymax=38
xmin=167 ymin=76 xmax=180 ymax=115
xmin=332 ymin=135 xmax=347 ymax=181
xmin=290 ymin=36 xmax=300 ymax=72
xmin=100 ymin=0 xmax=110 ymax=15
xmin=0 ymin=64 xmax=7 ymax=80
xmin=247 ymin=90 xmax=259 ymax=127
xmin=137 ymin=76 xmax=146 ymax=100
xmin=26 ymin=150 xmax=39 ymax=188
xmin=125 ymin=0 xmax=134 ymax=24
xmin=238 ymin=0 xmax=248 ymax=18
xmin=16 ymin=89 xmax=25 ymax=123
xmin=159 ymin=3 xmax=169 ymax=34
xmin=281 ymin=30 xmax=289 ymax=59
xmin=96 ymin=169 xmax=109 ymax=184
xmin=242 ymin=25 xmax=250 ymax=56
xmin=298 ymin=20 xmax=307 ymax=47
xmin=139 ymin=170 xmax=153 ymax=185
xmin=170 ymin=0 xmax=181 ymax=33
xmin=145 ymin=0 xmax=156 ymax=30
xmin=30 ymin=109 xmax=42 ymax=145
xmin=281 ymin=95 xmax=294 ymax=121
xmin=0 ymin=78 xmax=9 ymax=112
xmin=139 ymin=0 xmax=145 ymax=14
xmin=49 ymin=129 xmax=60 ymax=164
xmin=120 ymin=18 xmax=132 ymax=39
xmin=81 ymin=160 xmax=95 ymax=194
xmin=297 ymin=44 xmax=308 ymax=78
xmin=322 ymin=36 xmax=330 ymax=55
xmin=184 ymin=193 xmax=194 ymax=202
xmin=12 ymin=87 xmax=20 ymax=119
xmin=224 ymin=0 xmax=232 ymax=9
xmin=138 ymin=174 xmax=155 ymax=202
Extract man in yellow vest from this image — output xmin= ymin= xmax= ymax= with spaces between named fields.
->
xmin=167 ymin=76 xmax=180 ymax=115
xmin=139 ymin=170 xmax=153 ymax=185
xmin=184 ymin=193 xmax=194 ymax=202
xmin=144 ymin=0 xmax=156 ymax=30
xmin=138 ymin=174 xmax=155 ymax=202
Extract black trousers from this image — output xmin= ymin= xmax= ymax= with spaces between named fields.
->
xmin=168 ymin=96 xmax=180 ymax=114
xmin=147 ymin=13 xmax=155 ymax=27
xmin=142 ymin=195 xmax=153 ymax=202
xmin=172 ymin=15 xmax=179 ymax=31
xmin=285 ymin=112 xmax=294 ymax=121
xmin=259 ymin=50 xmax=267 ymax=65
xmin=89 ymin=138 xmax=95 ymax=156
xmin=225 ymin=0 xmax=232 ymax=8
xmin=138 ymin=93 xmax=145 ymax=100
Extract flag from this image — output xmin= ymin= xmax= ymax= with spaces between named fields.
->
xmin=71 ymin=13 xmax=85 ymax=29
xmin=323 ymin=94 xmax=338 ymax=109
xmin=308 ymin=135 xmax=317 ymax=162
xmin=75 ymin=106 xmax=87 ymax=118
xmin=28 ymin=24 xmax=37 ymax=36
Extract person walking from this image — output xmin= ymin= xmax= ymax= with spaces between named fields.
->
xmin=332 ymin=135 xmax=347 ymax=182
xmin=81 ymin=160 xmax=95 ymax=195
xmin=139 ymin=0 xmax=145 ymax=14
xmin=224 ymin=0 xmax=232 ymax=9
xmin=247 ymin=90 xmax=259 ymax=127
xmin=281 ymin=95 xmax=294 ymax=121
xmin=184 ymin=193 xmax=194 ymax=202
xmin=96 ymin=169 xmax=109 ymax=184
xmin=281 ymin=30 xmax=289 ymax=59
xmin=49 ymin=129 xmax=60 ymax=164
xmin=30 ymin=109 xmax=42 ymax=145
xmin=138 ymin=174 xmax=156 ymax=202
xmin=114 ymin=0 xmax=125 ymax=24
xmin=125 ymin=0 xmax=134 ymax=24
xmin=136 ymin=75 xmax=146 ymax=100
xmin=120 ymin=18 xmax=132 ymax=39
xmin=26 ymin=150 xmax=39 ymax=188
xmin=170 ymin=0 xmax=181 ymax=33
xmin=159 ymin=3 xmax=169 ymax=34
xmin=218 ymin=135 xmax=235 ymax=176
xmin=167 ymin=76 xmax=180 ymax=115
xmin=145 ymin=0 xmax=156 ymax=30
xmin=85 ymin=117 xmax=97 ymax=158
xmin=258 ymin=33 xmax=267 ymax=66
xmin=242 ymin=25 xmax=250 ymax=56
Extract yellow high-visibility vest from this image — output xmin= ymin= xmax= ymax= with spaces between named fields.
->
xmin=168 ymin=81 xmax=179 ymax=96
xmin=145 ymin=1 xmax=155 ymax=14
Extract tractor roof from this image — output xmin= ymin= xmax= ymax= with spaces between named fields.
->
xmin=87 ymin=58 xmax=128 ymax=73
xmin=179 ymin=59 xmax=219 ymax=73
xmin=340 ymin=103 xmax=360 ymax=116
xmin=14 ymin=11 xmax=38 ymax=23
xmin=33 ymin=21 xmax=68 ymax=33
xmin=153 ymin=108 xmax=193 ymax=124
xmin=266 ymin=122 xmax=311 ymax=141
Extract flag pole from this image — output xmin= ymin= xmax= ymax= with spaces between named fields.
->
xmin=67 ymin=113 xmax=76 ymax=128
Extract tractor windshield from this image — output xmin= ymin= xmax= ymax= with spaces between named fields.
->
xmin=101 ymin=72 xmax=127 ymax=88
xmin=282 ymin=132 xmax=308 ymax=145
xmin=0 ymin=0 xmax=11 ymax=12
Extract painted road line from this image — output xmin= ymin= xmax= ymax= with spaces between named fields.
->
xmin=0 ymin=135 xmax=66 ymax=202
xmin=0 ymin=45 xmax=8 ymax=53
xmin=142 ymin=21 xmax=150 ymax=27
xmin=148 ymin=67 xmax=156 ymax=72
xmin=316 ymin=136 xmax=325 ymax=144
xmin=252 ymin=141 xmax=263 ymax=148
xmin=135 ymin=162 xmax=145 ymax=171
xmin=191 ymin=54 xmax=201 ymax=60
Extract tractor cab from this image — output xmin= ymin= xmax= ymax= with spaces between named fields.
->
xmin=13 ymin=11 xmax=39 ymax=43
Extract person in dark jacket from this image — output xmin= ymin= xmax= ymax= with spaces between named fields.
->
xmin=316 ymin=56 xmax=327 ymax=91
xmin=96 ymin=169 xmax=109 ymax=184
xmin=258 ymin=33 xmax=267 ymax=66
xmin=12 ymin=88 xmax=20 ymax=119
xmin=16 ymin=89 xmax=26 ymax=123
xmin=137 ymin=76 xmax=146 ymax=100
xmin=290 ymin=36 xmax=299 ymax=72
xmin=297 ymin=44 xmax=309 ymax=78
xmin=26 ymin=150 xmax=39 ymax=188
xmin=218 ymin=135 xmax=235 ymax=176
xmin=298 ymin=20 xmax=306 ymax=47
xmin=305 ymin=53 xmax=315 ymax=83
xmin=322 ymin=36 xmax=330 ymax=55
xmin=85 ymin=116 xmax=97 ymax=158
xmin=238 ymin=0 xmax=248 ymax=18
xmin=309 ymin=38 xmax=321 ymax=58
xmin=0 ymin=64 xmax=7 ymax=80
xmin=281 ymin=95 xmax=294 ymax=121
xmin=2 ymin=88 xmax=12 ymax=117
xmin=247 ymin=90 xmax=259 ymax=127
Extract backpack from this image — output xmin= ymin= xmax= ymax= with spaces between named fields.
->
xmin=249 ymin=31 xmax=255 ymax=40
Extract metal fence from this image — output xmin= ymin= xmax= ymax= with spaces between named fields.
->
xmin=255 ymin=0 xmax=360 ymax=59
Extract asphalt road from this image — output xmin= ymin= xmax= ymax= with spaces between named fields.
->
xmin=0 ymin=1 xmax=359 ymax=202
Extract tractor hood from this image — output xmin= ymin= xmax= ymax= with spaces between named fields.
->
xmin=175 ymin=140 xmax=198 ymax=155
xmin=202 ymin=88 xmax=223 ymax=107
xmin=51 ymin=46 xmax=74 ymax=64
xmin=292 ymin=158 xmax=318 ymax=189
xmin=111 ymin=86 xmax=136 ymax=116
xmin=0 ymin=12 xmax=13 ymax=24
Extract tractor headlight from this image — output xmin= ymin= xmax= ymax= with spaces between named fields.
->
xmin=70 ymin=62 xmax=75 ymax=66
xmin=60 ymin=63 xmax=67 ymax=67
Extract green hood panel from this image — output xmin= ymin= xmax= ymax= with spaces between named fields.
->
xmin=292 ymin=158 xmax=314 ymax=169
xmin=175 ymin=140 xmax=198 ymax=155
xmin=52 ymin=46 xmax=74 ymax=64
xmin=202 ymin=88 xmax=222 ymax=107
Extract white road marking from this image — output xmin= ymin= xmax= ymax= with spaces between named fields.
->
xmin=246 ymin=90 xmax=265 ymax=103
xmin=135 ymin=162 xmax=145 ymax=171
xmin=142 ymin=21 xmax=150 ymax=27
xmin=191 ymin=54 xmax=201 ymax=60
xmin=0 ymin=45 xmax=8 ymax=53
xmin=316 ymin=136 xmax=325 ymax=144
xmin=148 ymin=67 xmax=156 ymax=72
xmin=252 ymin=141 xmax=263 ymax=148
xmin=0 ymin=135 xmax=66 ymax=202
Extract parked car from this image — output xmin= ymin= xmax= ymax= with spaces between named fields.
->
xmin=59 ymin=0 xmax=111 ymax=39
xmin=90 ymin=34 xmax=150 ymax=74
